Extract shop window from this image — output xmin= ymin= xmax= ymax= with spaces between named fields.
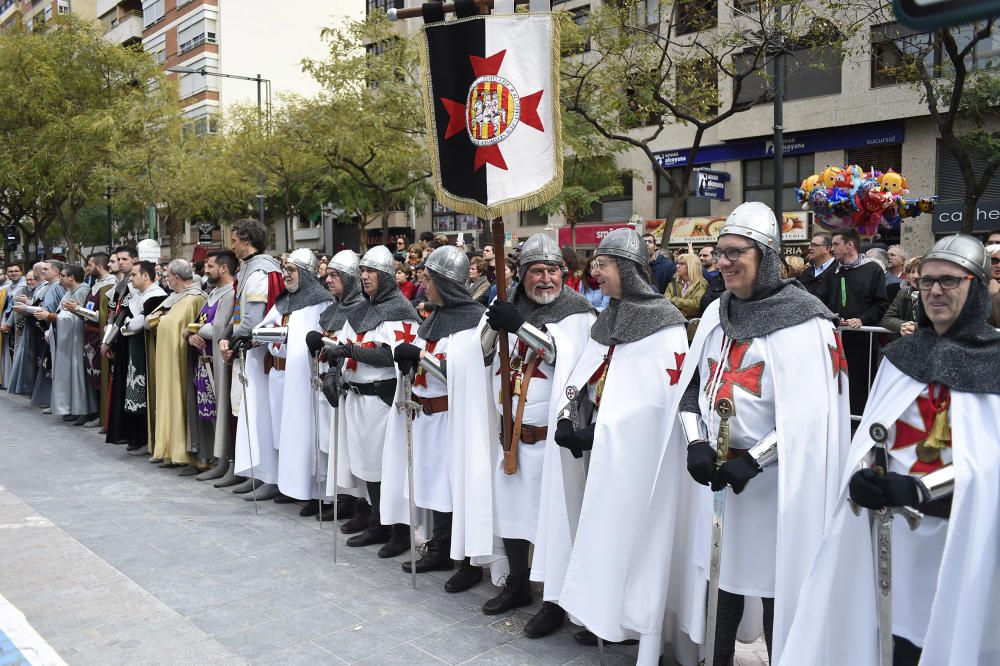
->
xmin=657 ymin=167 xmax=711 ymax=218
xmin=743 ymin=154 xmax=815 ymax=212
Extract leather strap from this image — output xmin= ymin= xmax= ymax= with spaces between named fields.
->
xmin=264 ymin=355 xmax=286 ymax=374
xmin=509 ymin=352 xmax=542 ymax=469
xmin=519 ymin=423 xmax=548 ymax=444
xmin=413 ymin=394 xmax=449 ymax=415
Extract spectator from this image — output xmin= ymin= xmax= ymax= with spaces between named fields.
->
xmin=987 ymin=243 xmax=1000 ymax=326
xmin=887 ymin=244 xmax=908 ymax=281
xmin=800 ymin=232 xmax=835 ymax=298
xmin=418 ymin=231 xmax=435 ymax=251
xmin=663 ymin=253 xmax=706 ymax=319
xmin=395 ymin=263 xmax=417 ymax=300
xmin=487 ymin=257 xmax=518 ymax=304
xmin=866 ymin=246 xmax=901 ymax=301
xmin=317 ymin=255 xmax=329 ymax=279
xmin=406 ymin=243 xmax=424 ymax=269
xmin=482 ymin=243 xmax=496 ymax=284
xmin=986 ymin=231 xmax=1000 ymax=245
xmin=699 ymin=245 xmax=720 ymax=281
xmin=643 ymin=233 xmax=676 ymax=292
xmin=393 ymin=237 xmax=407 ymax=261
xmin=880 ymin=256 xmax=922 ymax=335
xmin=577 ymin=255 xmax=609 ymax=311
xmin=823 ymin=228 xmax=890 ymax=415
xmin=468 ymin=256 xmax=490 ymax=304
xmin=562 ymin=246 xmax=582 ymax=292
xmin=784 ymin=255 xmax=805 ymax=279
xmin=430 ymin=235 xmax=449 ymax=250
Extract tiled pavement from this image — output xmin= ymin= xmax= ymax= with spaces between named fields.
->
xmin=0 ymin=391 xmax=768 ymax=665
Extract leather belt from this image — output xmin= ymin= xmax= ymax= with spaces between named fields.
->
xmin=519 ymin=424 xmax=547 ymax=444
xmin=264 ymin=355 xmax=287 ymax=374
xmin=413 ymin=394 xmax=448 ymax=415
xmin=346 ymin=381 xmax=380 ymax=396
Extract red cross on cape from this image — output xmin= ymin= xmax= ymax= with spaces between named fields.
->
xmin=704 ymin=340 xmax=765 ymax=409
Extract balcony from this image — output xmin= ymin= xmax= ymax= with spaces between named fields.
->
xmin=104 ymin=10 xmax=142 ymax=45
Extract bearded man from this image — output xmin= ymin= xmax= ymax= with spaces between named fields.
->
xmin=50 ymin=264 xmax=95 ymax=424
xmin=30 ymin=260 xmax=65 ymax=411
xmin=77 ymin=253 xmax=116 ymax=428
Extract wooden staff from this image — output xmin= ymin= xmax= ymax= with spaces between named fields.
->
xmin=492 ymin=217 xmax=516 ymax=474
xmin=388 ymin=0 xmax=529 ymax=21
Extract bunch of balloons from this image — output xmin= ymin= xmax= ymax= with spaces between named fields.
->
xmin=796 ymin=165 xmax=936 ymax=238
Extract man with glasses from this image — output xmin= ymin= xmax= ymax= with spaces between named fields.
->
xmin=783 ymin=235 xmax=1000 ymax=665
xmin=800 ymin=233 xmax=834 ymax=298
xmin=824 ymin=228 xmax=889 ymax=416
xmin=643 ymin=233 xmax=676 ymax=293
xmin=667 ymin=202 xmax=847 ymax=665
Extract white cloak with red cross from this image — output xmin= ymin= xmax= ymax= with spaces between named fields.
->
xmin=779 ymin=360 xmax=1000 ymax=666
xmin=340 ymin=318 xmax=419 ymax=482
xmin=556 ymin=323 xmax=702 ymax=656
xmin=622 ymin=300 xmax=851 ymax=665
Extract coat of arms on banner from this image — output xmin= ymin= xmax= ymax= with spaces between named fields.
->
xmin=420 ymin=13 xmax=562 ymax=219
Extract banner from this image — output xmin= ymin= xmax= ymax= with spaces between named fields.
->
xmin=420 ymin=13 xmax=562 ymax=219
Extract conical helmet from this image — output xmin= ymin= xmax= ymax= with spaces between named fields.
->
xmin=719 ymin=202 xmax=781 ymax=253
xmin=359 ymin=245 xmax=395 ymax=276
xmin=286 ymin=248 xmax=318 ymax=273
xmin=923 ymin=234 xmax=990 ymax=283
xmin=594 ymin=228 xmax=647 ymax=266
xmin=327 ymin=249 xmax=360 ymax=279
xmin=519 ymin=233 xmax=563 ymax=268
xmin=424 ymin=245 xmax=469 ymax=283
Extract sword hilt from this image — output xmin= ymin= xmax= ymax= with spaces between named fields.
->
xmin=714 ymin=398 xmax=735 ymax=467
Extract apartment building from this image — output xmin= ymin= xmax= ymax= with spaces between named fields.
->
xmin=1 ymin=0 xmax=96 ymax=32
xmin=366 ymin=1 xmax=998 ymax=256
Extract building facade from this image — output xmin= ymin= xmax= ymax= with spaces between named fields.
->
xmin=1 ymin=0 xmax=96 ymax=32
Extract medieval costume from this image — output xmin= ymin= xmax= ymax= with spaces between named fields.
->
xmin=149 ymin=281 xmax=206 ymax=464
xmin=656 ymin=203 xmax=848 ymax=666
xmin=51 ymin=282 xmax=94 ymax=420
xmin=82 ymin=273 xmax=116 ymax=428
xmin=228 ymin=252 xmax=283 ymax=493
xmin=0 ymin=275 xmax=22 ymax=387
xmin=105 ymin=277 xmax=137 ymax=446
xmin=551 ymin=228 xmax=701 ymax=664
xmin=479 ymin=233 xmax=595 ymax=635
xmin=30 ymin=278 xmax=65 ymax=409
xmin=384 ymin=245 xmax=493 ymax=590
xmin=336 ymin=245 xmax=418 ymax=551
xmin=5 ymin=277 xmax=35 ymax=396
xmin=185 ymin=281 xmax=234 ymax=469
xmin=780 ymin=235 xmax=1000 ymax=666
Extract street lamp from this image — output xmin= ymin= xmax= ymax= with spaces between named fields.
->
xmin=167 ymin=66 xmax=272 ymax=228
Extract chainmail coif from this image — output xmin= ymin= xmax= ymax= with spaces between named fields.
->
xmin=883 ymin=279 xmax=1000 ymax=394
xmin=510 ymin=282 xmax=594 ymax=327
xmin=717 ymin=243 xmax=836 ymax=341
xmin=275 ymin=267 xmax=332 ymax=315
xmin=591 ymin=258 xmax=685 ymax=346
xmin=319 ymin=272 xmax=365 ymax=333
xmin=355 ymin=270 xmax=418 ymax=334
xmin=418 ymin=268 xmax=486 ymax=341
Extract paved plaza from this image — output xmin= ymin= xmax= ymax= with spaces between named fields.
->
xmin=0 ymin=392 xmax=768 ymax=665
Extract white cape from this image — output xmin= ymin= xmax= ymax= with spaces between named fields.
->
xmin=233 ymin=307 xmax=278 ymax=484
xmin=779 ymin=360 xmax=1000 ymax=665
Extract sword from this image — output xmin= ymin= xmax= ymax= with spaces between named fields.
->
xmin=848 ymin=422 xmax=923 ymax=666
xmin=331 ymin=375 xmax=340 ymax=562
xmin=704 ymin=397 xmax=734 ymax=666
xmin=310 ymin=356 xmax=324 ymax=531
xmin=396 ymin=367 xmax=420 ymax=590
xmin=238 ymin=347 xmax=259 ymax=515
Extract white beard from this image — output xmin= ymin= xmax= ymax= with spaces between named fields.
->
xmin=529 ymin=284 xmax=558 ymax=304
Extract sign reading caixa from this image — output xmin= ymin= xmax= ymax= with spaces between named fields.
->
xmin=932 ymin=199 xmax=1000 ymax=234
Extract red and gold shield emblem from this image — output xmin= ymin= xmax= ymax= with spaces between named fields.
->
xmin=465 ymin=75 xmax=520 ymax=146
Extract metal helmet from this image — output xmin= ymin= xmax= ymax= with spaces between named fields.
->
xmin=519 ymin=233 xmax=563 ymax=268
xmin=327 ymin=249 xmax=360 ymax=279
xmin=922 ymin=234 xmax=990 ymax=283
xmin=594 ymin=228 xmax=648 ymax=265
xmin=286 ymin=248 xmax=318 ymax=273
xmin=359 ymin=245 xmax=394 ymax=276
xmin=719 ymin=201 xmax=781 ymax=253
xmin=424 ymin=245 xmax=469 ymax=283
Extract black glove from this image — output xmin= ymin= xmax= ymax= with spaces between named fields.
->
xmin=487 ymin=301 xmax=525 ymax=332
xmin=394 ymin=342 xmax=422 ymax=374
xmin=711 ymin=451 xmax=762 ymax=494
xmin=324 ymin=343 xmax=351 ymax=360
xmin=305 ymin=331 xmax=325 ymax=357
xmin=686 ymin=441 xmax=717 ymax=486
xmin=321 ymin=368 xmax=342 ymax=408
xmin=877 ymin=471 xmax=923 ymax=508
xmin=230 ymin=334 xmax=252 ymax=352
xmin=554 ymin=419 xmax=595 ymax=459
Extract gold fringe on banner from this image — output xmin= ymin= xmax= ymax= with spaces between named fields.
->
xmin=419 ymin=13 xmax=563 ymax=221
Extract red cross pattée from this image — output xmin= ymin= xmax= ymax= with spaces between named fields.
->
xmin=704 ymin=340 xmax=764 ymax=409
xmin=394 ymin=322 xmax=416 ymax=345
xmin=345 ymin=332 xmax=377 ymax=372
xmin=414 ymin=339 xmax=445 ymax=389
xmin=893 ymin=384 xmax=951 ymax=474
xmin=666 ymin=352 xmax=685 ymax=386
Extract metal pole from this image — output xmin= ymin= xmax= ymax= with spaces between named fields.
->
xmin=105 ymin=186 xmax=114 ymax=252
xmin=772 ymin=3 xmax=784 ymax=224
xmin=256 ymin=74 xmax=266 ymax=229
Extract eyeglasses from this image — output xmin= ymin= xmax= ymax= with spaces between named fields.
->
xmin=713 ymin=246 xmax=756 ymax=262
xmin=281 ymin=266 xmax=298 ymax=275
xmin=593 ymin=259 xmax=615 ymax=270
xmin=916 ymin=274 xmax=974 ymax=291
xmin=808 ymin=242 xmax=830 ymax=248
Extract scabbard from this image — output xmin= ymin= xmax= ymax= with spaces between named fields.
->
xmin=502 ymin=444 xmax=518 ymax=475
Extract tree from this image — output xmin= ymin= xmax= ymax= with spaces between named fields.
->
xmin=560 ymin=0 xmax=867 ymax=247
xmin=872 ymin=12 xmax=999 ymax=234
xmin=0 ymin=15 xmax=173 ymax=260
xmin=301 ymin=13 xmax=433 ymax=248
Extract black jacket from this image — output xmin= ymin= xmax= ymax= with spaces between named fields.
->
xmin=821 ymin=261 xmax=889 ymax=325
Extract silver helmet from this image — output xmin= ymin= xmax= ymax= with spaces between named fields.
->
xmin=327 ymin=249 xmax=360 ymax=279
xmin=594 ymin=228 xmax=647 ymax=266
xmin=519 ymin=233 xmax=563 ymax=268
xmin=922 ymin=234 xmax=990 ymax=283
xmin=719 ymin=201 xmax=781 ymax=253
xmin=359 ymin=245 xmax=394 ymax=276
xmin=286 ymin=248 xmax=318 ymax=273
xmin=424 ymin=245 xmax=469 ymax=283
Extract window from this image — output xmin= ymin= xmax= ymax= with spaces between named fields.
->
xmin=520 ymin=209 xmax=548 ymax=227
xmin=177 ymin=58 xmax=218 ymax=99
xmin=742 ymin=154 xmax=815 ymax=212
xmin=676 ymin=58 xmax=718 ymax=119
xmin=142 ymin=0 xmax=163 ymax=27
xmin=735 ymin=45 xmax=841 ymax=105
xmin=634 ymin=0 xmax=659 ymax=27
xmin=43 ymin=6 xmax=51 ymax=20
xmin=366 ymin=0 xmax=403 ymax=17
xmin=432 ymin=200 xmax=480 ymax=232
xmin=871 ymin=21 xmax=1000 ymax=88
xmin=177 ymin=12 xmax=217 ymax=55
xmin=562 ymin=7 xmax=590 ymax=55
xmin=145 ymin=33 xmax=166 ymax=64
xmin=657 ymin=168 xmax=711 ymax=218
xmin=674 ymin=0 xmax=716 ymax=36
xmin=182 ymin=112 xmax=218 ymax=138
xmin=936 ymin=140 xmax=1000 ymax=202
xmin=601 ymin=175 xmax=635 ymax=222
xmin=57 ymin=0 xmax=69 ymax=14
xmin=846 ymin=145 xmax=902 ymax=175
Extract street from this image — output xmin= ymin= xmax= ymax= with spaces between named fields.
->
xmin=0 ymin=391 xmax=768 ymax=666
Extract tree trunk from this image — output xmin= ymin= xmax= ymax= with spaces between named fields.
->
xmin=167 ymin=211 xmax=184 ymax=259
xmin=962 ymin=196 xmax=977 ymax=236
xmin=381 ymin=205 xmax=390 ymax=247
xmin=567 ymin=209 xmax=578 ymax=253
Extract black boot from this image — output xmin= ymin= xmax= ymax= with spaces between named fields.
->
xmin=482 ymin=572 xmax=531 ymax=614
xmin=316 ymin=502 xmax=338 ymax=521
xmin=401 ymin=539 xmax=453 ymax=573
xmin=335 ymin=494 xmax=357 ymax=519
xmin=524 ymin=601 xmax=566 ymax=638
xmin=377 ymin=524 xmax=411 ymax=559
xmin=445 ymin=558 xmax=483 ymax=593
xmin=346 ymin=524 xmax=392 ymax=547
xmin=340 ymin=499 xmax=371 ymax=534
xmin=299 ymin=502 xmax=322 ymax=517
